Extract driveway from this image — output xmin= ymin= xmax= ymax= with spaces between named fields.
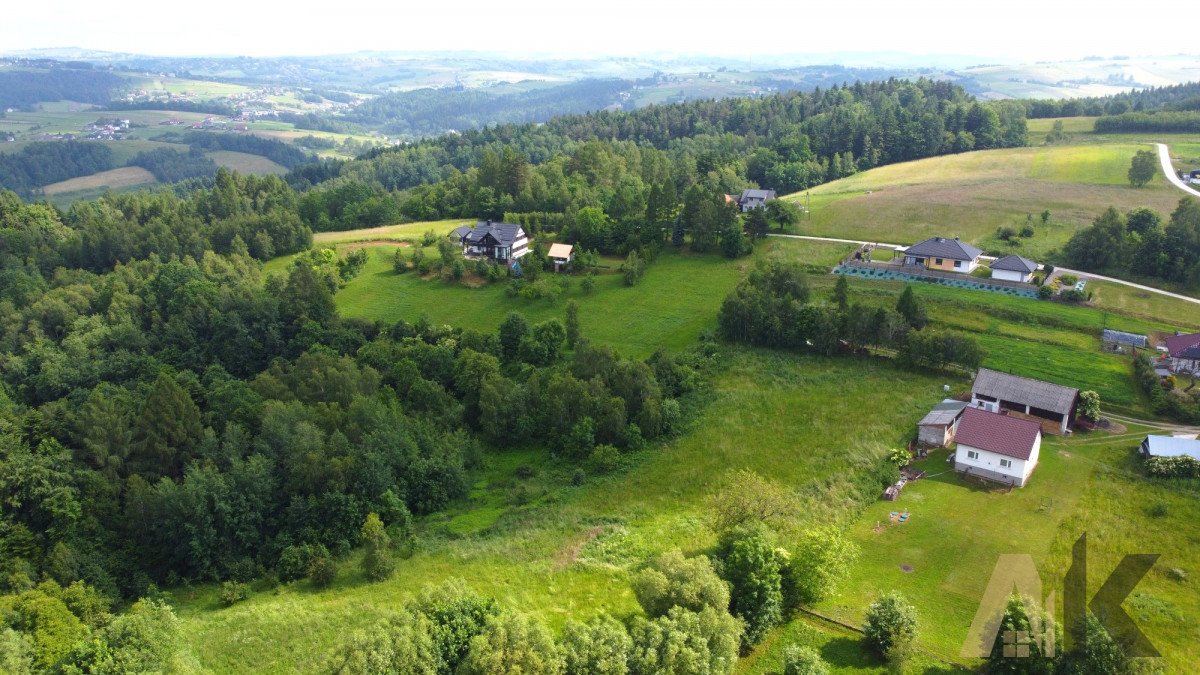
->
xmin=1154 ymin=142 xmax=1200 ymax=199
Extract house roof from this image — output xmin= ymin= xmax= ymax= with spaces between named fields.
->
xmin=1164 ymin=332 xmax=1200 ymax=358
xmin=1102 ymin=329 xmax=1148 ymax=348
xmin=1141 ymin=434 xmax=1200 ymax=460
xmin=991 ymin=255 xmax=1038 ymax=273
xmin=548 ymin=243 xmax=574 ymax=259
xmin=465 ymin=220 xmax=525 ymax=246
xmin=955 ymin=407 xmax=1042 ymax=460
xmin=739 ymin=189 xmax=777 ymax=201
xmin=451 ymin=225 xmax=473 ymax=239
xmin=918 ymin=399 xmax=968 ymax=427
xmin=903 ymin=237 xmax=982 ymax=261
xmin=972 ymin=368 xmax=1079 ymax=416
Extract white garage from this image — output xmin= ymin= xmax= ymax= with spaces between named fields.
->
xmin=990 ymin=255 xmax=1038 ymax=283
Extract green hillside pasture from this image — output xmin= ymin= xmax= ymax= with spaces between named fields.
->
xmin=312 ymin=219 xmax=468 ymax=245
xmin=1167 ymin=142 xmax=1200 ymax=173
xmin=824 ymin=431 xmax=1200 ymax=673
xmin=206 ymin=150 xmax=287 ymax=175
xmin=1026 ymin=116 xmax=1099 ymax=137
xmin=172 ymin=349 xmax=951 ymax=674
xmin=41 ymin=166 xmax=157 ymax=195
xmin=786 ymin=144 xmax=1185 ymax=261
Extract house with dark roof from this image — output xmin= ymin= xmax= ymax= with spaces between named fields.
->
xmin=954 ymin=407 xmax=1043 ymax=486
xmin=990 ymin=255 xmax=1038 ymax=283
xmin=1164 ymin=332 xmax=1200 ymax=374
xmin=970 ymin=368 xmax=1079 ymax=434
xmin=452 ymin=220 xmax=530 ymax=266
xmin=917 ymin=399 xmax=968 ymax=447
xmin=737 ymin=189 xmax=777 ymax=212
xmin=902 ymin=237 xmax=983 ymax=273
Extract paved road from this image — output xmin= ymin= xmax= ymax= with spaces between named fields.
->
xmin=768 ymin=233 xmax=1200 ymax=307
xmin=1155 ymin=142 xmax=1200 ymax=199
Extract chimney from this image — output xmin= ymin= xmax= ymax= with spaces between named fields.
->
xmin=954 ymin=236 xmax=960 ymax=241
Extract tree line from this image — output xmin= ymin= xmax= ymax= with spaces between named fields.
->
xmin=0 ymin=64 xmax=123 ymax=110
xmin=1064 ymin=199 xmax=1200 ymax=288
xmin=0 ymin=142 xmax=117 ymax=197
xmin=1022 ymin=81 xmax=1200 ymax=119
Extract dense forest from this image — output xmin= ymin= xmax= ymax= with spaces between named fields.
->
xmin=1093 ymin=111 xmax=1200 ymax=134
xmin=0 ymin=142 xmax=116 ymax=197
xmin=0 ymin=64 xmax=124 ymax=109
xmin=180 ymin=131 xmax=312 ymax=169
xmin=1064 ymin=198 xmax=1200 ymax=286
xmin=344 ymin=79 xmax=633 ymax=136
xmin=290 ymin=79 xmax=1026 ymax=239
xmin=127 ymin=147 xmax=219 ymax=183
xmin=1022 ymin=81 xmax=1200 ymax=118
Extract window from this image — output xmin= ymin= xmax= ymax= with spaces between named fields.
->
xmin=967 ymin=450 xmax=979 ymax=460
xmin=954 ymin=260 xmax=962 ymax=268
xmin=935 ymin=258 xmax=944 ymax=265
xmin=999 ymin=459 xmax=1012 ymax=468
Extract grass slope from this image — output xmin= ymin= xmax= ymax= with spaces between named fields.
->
xmin=205 ymin=150 xmax=287 ymax=175
xmin=41 ymin=165 xmax=156 ymax=195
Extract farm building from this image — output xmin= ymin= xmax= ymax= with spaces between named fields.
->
xmin=453 ymin=220 xmax=530 ymax=266
xmin=917 ymin=399 xmax=968 ymax=447
xmin=901 ymin=237 xmax=982 ymax=273
xmin=954 ymin=407 xmax=1043 ymax=487
xmin=737 ymin=189 xmax=777 ymax=211
xmin=989 ymin=255 xmax=1038 ymax=283
xmin=1140 ymin=434 xmax=1200 ymax=460
xmin=548 ymin=243 xmax=574 ymax=272
xmin=970 ymin=368 xmax=1079 ymax=434
xmin=1164 ymin=332 xmax=1200 ymax=374
xmin=1101 ymin=329 xmax=1148 ymax=351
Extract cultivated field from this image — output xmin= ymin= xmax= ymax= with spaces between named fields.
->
xmin=206 ymin=150 xmax=287 ymax=175
xmin=41 ymin=165 xmax=157 ymax=195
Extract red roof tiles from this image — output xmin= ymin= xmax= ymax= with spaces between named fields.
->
xmin=955 ymin=406 xmax=1042 ymax=460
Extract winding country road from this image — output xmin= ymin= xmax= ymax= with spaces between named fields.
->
xmin=1155 ymin=142 xmax=1200 ymax=199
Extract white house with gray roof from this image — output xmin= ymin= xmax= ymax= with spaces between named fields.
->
xmin=737 ymin=189 xmax=777 ymax=211
xmin=452 ymin=220 xmax=530 ymax=266
xmin=990 ymin=255 xmax=1038 ymax=283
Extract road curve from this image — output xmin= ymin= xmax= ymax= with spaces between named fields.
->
xmin=767 ymin=233 xmax=1200 ymax=307
xmin=1154 ymin=142 xmax=1200 ymax=198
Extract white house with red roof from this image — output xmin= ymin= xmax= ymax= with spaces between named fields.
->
xmin=1164 ymin=332 xmax=1200 ymax=374
xmin=953 ymin=407 xmax=1043 ymax=487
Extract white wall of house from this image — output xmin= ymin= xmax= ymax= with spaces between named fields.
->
xmin=992 ymin=268 xmax=1032 ymax=283
xmin=969 ymin=397 xmax=998 ymax=413
xmin=954 ymin=434 xmax=1041 ymax=487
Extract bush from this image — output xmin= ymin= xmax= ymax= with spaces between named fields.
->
xmin=588 ymin=444 xmax=621 ymax=473
xmin=219 ymin=581 xmax=250 ymax=606
xmin=308 ymin=553 xmax=338 ymax=588
xmin=782 ymin=645 xmax=830 ymax=675
xmin=996 ymin=226 xmax=1018 ymax=241
xmin=278 ymin=543 xmax=330 ymax=582
xmin=460 ymin=612 xmax=564 ymax=675
xmin=361 ymin=513 xmax=396 ymax=582
xmin=422 ymin=230 xmax=439 ymax=247
xmin=631 ymin=549 xmax=731 ymax=618
xmin=1059 ymin=274 xmax=1078 ymax=286
xmin=628 ymin=606 xmax=741 ymax=675
xmin=581 ymin=273 xmax=597 ymax=295
xmin=622 ymin=250 xmax=646 ymax=286
xmin=716 ymin=527 xmax=784 ymax=646
xmin=1019 ymin=224 xmax=1035 ymax=238
xmin=1146 ymin=455 xmax=1200 ymax=478
xmin=1078 ymin=390 xmax=1101 ymax=422
xmin=1037 ymin=285 xmax=1053 ymax=300
xmin=561 ymin=614 xmax=632 ymax=675
xmin=863 ymin=591 xmax=917 ymax=657
xmin=1147 ymin=502 xmax=1169 ymax=518
xmin=784 ymin=527 xmax=859 ymax=607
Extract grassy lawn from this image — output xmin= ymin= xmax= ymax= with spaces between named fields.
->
xmin=783 ymin=142 xmax=1187 ymax=262
xmin=311 ymin=219 xmax=468 ymax=245
xmin=41 ymin=166 xmax=157 ymax=195
xmin=823 ymin=429 xmax=1200 ymax=673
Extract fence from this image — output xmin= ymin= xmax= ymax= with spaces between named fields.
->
xmin=834 ymin=258 xmax=1040 ymax=299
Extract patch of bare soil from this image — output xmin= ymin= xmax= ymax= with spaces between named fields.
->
xmin=553 ymin=526 xmax=605 ymax=570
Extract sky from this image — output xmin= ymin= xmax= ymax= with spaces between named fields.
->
xmin=1 ymin=0 xmax=1192 ymax=61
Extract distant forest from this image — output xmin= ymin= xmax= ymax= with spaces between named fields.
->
xmin=0 ymin=64 xmax=124 ymax=109
xmin=344 ymin=79 xmax=632 ymax=136
xmin=1023 ymin=81 xmax=1200 ymax=118
xmin=0 ymin=142 xmax=116 ymax=196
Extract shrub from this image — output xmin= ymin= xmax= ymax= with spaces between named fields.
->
xmin=1037 ymin=285 xmax=1053 ymax=300
xmin=782 ymin=645 xmax=830 ymax=675
xmin=627 ymin=606 xmax=741 ymax=675
xmin=622 ymin=250 xmax=646 ymax=286
xmin=1147 ymin=502 xmax=1169 ymax=518
xmin=460 ymin=612 xmax=564 ymax=675
xmin=1059 ymin=274 xmax=1078 ymax=286
xmin=1019 ymin=224 xmax=1035 ymax=238
xmin=409 ymin=580 xmax=500 ymax=672
xmin=588 ymin=444 xmax=621 ymax=473
xmin=422 ymin=229 xmax=438 ymax=247
xmin=219 ymin=581 xmax=250 ymax=606
xmin=784 ymin=527 xmax=860 ymax=607
xmin=631 ymin=549 xmax=731 ymax=618
xmin=361 ymin=513 xmax=396 ymax=582
xmin=308 ymin=552 xmax=338 ymax=588
xmin=581 ymin=273 xmax=597 ymax=295
xmin=1078 ymin=390 xmax=1101 ymax=422
xmin=560 ymin=614 xmax=632 ymax=675
xmin=393 ymin=248 xmax=409 ymax=273
xmin=278 ymin=543 xmax=329 ymax=582
xmin=863 ymin=591 xmax=917 ymax=657
xmin=996 ymin=226 xmax=1017 ymax=241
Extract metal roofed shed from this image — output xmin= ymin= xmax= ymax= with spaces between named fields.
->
xmin=1140 ymin=435 xmax=1200 ymax=460
xmin=917 ymin=399 xmax=968 ymax=447
xmin=970 ymin=368 xmax=1079 ymax=434
xmin=1102 ymin=329 xmax=1148 ymax=350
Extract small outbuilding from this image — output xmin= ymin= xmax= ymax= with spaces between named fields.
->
xmin=954 ymin=407 xmax=1043 ymax=487
xmin=548 ymin=243 xmax=575 ymax=272
xmin=1101 ymin=329 xmax=1148 ymax=351
xmin=990 ymin=255 xmax=1038 ymax=283
xmin=970 ymin=368 xmax=1079 ymax=434
xmin=917 ymin=399 xmax=968 ymax=447
xmin=1140 ymin=434 xmax=1200 ymax=460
